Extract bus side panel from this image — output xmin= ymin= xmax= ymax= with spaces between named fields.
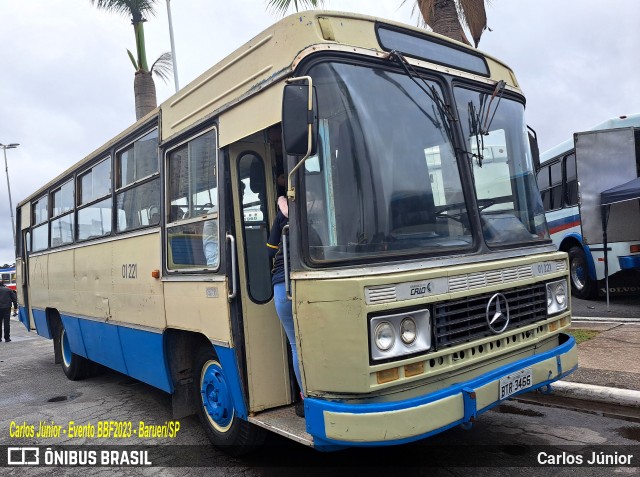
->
xmin=110 ymin=232 xmax=166 ymax=329
xmin=60 ymin=313 xmax=172 ymax=392
xmin=47 ymin=248 xmax=75 ymax=315
xmin=74 ymin=245 xmax=112 ymax=321
xmin=164 ymin=281 xmax=232 ymax=345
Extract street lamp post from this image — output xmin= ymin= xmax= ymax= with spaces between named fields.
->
xmin=166 ymin=0 xmax=180 ymax=92
xmin=0 ymin=143 xmax=18 ymax=253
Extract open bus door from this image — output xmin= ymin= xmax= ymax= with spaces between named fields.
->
xmin=227 ymin=140 xmax=293 ymax=413
xmin=18 ymin=229 xmax=34 ymax=331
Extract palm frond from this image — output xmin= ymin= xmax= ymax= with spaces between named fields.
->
xmin=151 ymin=52 xmax=173 ymax=84
xmin=127 ymin=49 xmax=139 ymax=70
xmin=457 ymin=0 xmax=487 ymax=47
xmin=89 ymin=0 xmax=160 ymax=21
xmin=266 ymin=0 xmax=325 ymax=16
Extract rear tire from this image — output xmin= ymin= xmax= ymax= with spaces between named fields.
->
xmin=568 ymin=246 xmax=597 ymax=299
xmin=57 ymin=325 xmax=89 ymax=380
xmin=193 ymin=346 xmax=265 ymax=455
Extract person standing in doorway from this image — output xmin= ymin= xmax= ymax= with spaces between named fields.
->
xmin=0 ymin=280 xmax=17 ymax=342
xmin=267 ymin=195 xmax=305 ymax=417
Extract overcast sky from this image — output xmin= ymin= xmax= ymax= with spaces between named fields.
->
xmin=0 ymin=0 xmax=638 ymax=263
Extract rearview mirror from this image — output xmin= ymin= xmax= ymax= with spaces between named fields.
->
xmin=282 ymin=82 xmax=318 ymax=156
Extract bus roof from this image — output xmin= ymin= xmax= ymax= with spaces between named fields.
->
xmin=541 ymin=113 xmax=640 ymax=163
xmin=19 ymin=10 xmax=521 ymax=208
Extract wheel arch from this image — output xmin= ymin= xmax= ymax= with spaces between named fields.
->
xmin=46 ymin=308 xmax=63 ymax=364
xmin=163 ymin=329 xmax=248 ymax=420
xmin=559 ymin=233 xmax=597 ymax=281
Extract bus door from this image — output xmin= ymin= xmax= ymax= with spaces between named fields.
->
xmin=228 ymin=142 xmax=292 ymax=412
xmin=20 ymin=230 xmax=34 ymax=330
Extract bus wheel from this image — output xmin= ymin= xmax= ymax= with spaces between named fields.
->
xmin=57 ymin=325 xmax=89 ymax=380
xmin=568 ymin=246 xmax=596 ymax=299
xmin=194 ymin=347 xmax=265 ymax=455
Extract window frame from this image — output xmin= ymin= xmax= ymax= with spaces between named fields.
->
xmin=76 ymin=156 xmax=113 ymax=242
xmin=164 ymin=125 xmax=220 ymax=274
xmin=114 ymin=127 xmax=161 ymax=234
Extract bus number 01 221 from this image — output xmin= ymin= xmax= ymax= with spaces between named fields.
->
xmin=122 ymin=264 xmax=137 ymax=279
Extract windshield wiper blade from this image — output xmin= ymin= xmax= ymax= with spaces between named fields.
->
xmin=387 ymin=51 xmax=456 ymax=148
xmin=481 ymin=80 xmax=506 ymax=134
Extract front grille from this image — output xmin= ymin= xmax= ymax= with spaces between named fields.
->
xmin=433 ymin=283 xmax=547 ymax=349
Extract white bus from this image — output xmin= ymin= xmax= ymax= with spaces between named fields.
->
xmin=17 ymin=10 xmax=576 ymax=453
xmin=538 ymin=114 xmax=640 ymax=298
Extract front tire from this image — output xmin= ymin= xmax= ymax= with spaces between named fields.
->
xmin=568 ymin=246 xmax=597 ymax=299
xmin=193 ymin=346 xmax=265 ymax=455
xmin=57 ymin=325 xmax=89 ymax=380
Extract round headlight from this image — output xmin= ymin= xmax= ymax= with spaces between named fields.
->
xmin=555 ymin=282 xmax=567 ymax=305
xmin=547 ymin=291 xmax=553 ymax=307
xmin=400 ymin=317 xmax=417 ymax=344
xmin=374 ymin=322 xmax=395 ymax=351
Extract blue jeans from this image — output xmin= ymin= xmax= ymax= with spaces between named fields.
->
xmin=274 ymin=282 xmax=302 ymax=394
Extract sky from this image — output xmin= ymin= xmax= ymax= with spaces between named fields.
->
xmin=0 ymin=0 xmax=638 ymax=263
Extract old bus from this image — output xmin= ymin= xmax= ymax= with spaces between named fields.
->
xmin=16 ymin=11 xmax=576 ymax=451
xmin=0 ymin=266 xmax=16 ymax=291
xmin=538 ymin=114 xmax=640 ymax=299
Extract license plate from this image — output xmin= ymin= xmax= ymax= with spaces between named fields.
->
xmin=499 ymin=368 xmax=533 ymax=400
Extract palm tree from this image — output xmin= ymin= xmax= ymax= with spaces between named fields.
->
xmin=405 ymin=0 xmax=487 ymax=47
xmin=266 ymin=0 xmax=325 ymax=15
xmin=90 ymin=0 xmax=172 ymax=120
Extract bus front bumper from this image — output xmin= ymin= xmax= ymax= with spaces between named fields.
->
xmin=304 ymin=333 xmax=577 ymax=448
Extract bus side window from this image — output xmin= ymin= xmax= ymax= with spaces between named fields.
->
xmin=549 ymin=162 xmax=563 ymax=210
xmin=564 ymin=153 xmax=578 ymax=206
xmin=166 ymin=129 xmax=218 ymax=271
xmin=537 ymin=164 xmax=551 ymax=211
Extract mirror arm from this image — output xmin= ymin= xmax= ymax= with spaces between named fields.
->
xmin=285 ymin=76 xmax=314 ymax=202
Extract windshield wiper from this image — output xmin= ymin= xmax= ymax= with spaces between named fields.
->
xmin=387 ymin=50 xmax=456 ymax=145
xmin=466 ymin=80 xmax=507 ymax=168
xmin=481 ymin=80 xmax=506 ymax=135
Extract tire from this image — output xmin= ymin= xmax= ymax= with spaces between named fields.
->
xmin=193 ymin=346 xmax=266 ymax=455
xmin=568 ymin=246 xmax=597 ymax=299
xmin=57 ymin=324 xmax=89 ymax=380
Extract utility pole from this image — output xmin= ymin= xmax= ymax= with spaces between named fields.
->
xmin=0 ymin=143 xmax=18 ymax=254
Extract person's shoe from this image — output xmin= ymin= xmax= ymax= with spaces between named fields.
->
xmin=4 ymin=339 xmax=10 ymax=342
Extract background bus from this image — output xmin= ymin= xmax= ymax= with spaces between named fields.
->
xmin=537 ymin=114 xmax=640 ymax=299
xmin=0 ymin=266 xmax=16 ymax=290
xmin=16 ymin=10 xmax=576 ymax=452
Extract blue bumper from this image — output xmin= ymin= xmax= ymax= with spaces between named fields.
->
xmin=619 ymin=255 xmax=640 ymax=271
xmin=304 ymin=333 xmax=577 ymax=449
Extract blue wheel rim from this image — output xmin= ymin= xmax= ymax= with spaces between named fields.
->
xmin=200 ymin=360 xmax=234 ymax=431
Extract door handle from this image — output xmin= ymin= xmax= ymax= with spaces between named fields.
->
xmin=226 ymin=233 xmax=237 ymax=300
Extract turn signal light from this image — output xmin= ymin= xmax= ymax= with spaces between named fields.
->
xmin=151 ymin=269 xmax=160 ymax=279
xmin=376 ymin=368 xmax=399 ymax=384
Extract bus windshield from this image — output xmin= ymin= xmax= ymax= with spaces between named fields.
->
xmin=304 ymin=61 xmax=471 ymax=262
xmin=302 ymin=61 xmax=549 ymax=263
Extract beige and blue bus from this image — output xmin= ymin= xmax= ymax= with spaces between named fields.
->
xmin=16 ymin=10 xmax=576 ymax=452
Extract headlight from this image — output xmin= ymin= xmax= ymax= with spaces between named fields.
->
xmin=400 ymin=317 xmax=417 ymax=344
xmin=374 ymin=322 xmax=395 ymax=351
xmin=555 ymin=282 xmax=567 ymax=305
xmin=369 ymin=309 xmax=431 ymax=361
xmin=546 ymin=279 xmax=568 ymax=315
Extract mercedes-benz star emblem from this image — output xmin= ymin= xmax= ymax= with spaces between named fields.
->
xmin=486 ymin=293 xmax=510 ymax=334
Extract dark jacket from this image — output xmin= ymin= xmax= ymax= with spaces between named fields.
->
xmin=267 ymin=208 xmax=289 ymax=286
xmin=0 ymin=284 xmax=17 ymax=310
